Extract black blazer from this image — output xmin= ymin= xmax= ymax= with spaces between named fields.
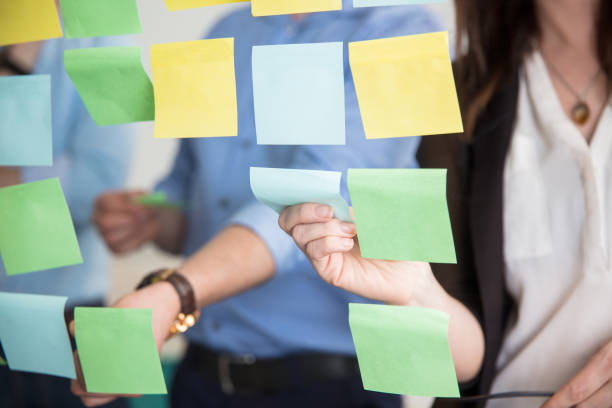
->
xmin=418 ymin=74 xmax=520 ymax=407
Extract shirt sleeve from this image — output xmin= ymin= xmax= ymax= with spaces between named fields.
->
xmin=228 ymin=8 xmax=442 ymax=275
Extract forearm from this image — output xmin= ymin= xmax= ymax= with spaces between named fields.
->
xmin=407 ymin=278 xmax=484 ymax=383
xmin=180 ymin=225 xmax=276 ymax=308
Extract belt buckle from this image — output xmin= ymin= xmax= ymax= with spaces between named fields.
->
xmin=218 ymin=353 xmax=256 ymax=395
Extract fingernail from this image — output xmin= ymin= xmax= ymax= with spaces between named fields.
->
xmin=316 ymin=205 xmax=332 ymax=218
xmin=341 ymin=223 xmax=355 ymax=234
xmin=343 ymin=239 xmax=354 ymax=248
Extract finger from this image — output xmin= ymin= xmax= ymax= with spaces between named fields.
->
xmin=543 ymin=344 xmax=612 ymax=408
xmin=291 ymin=220 xmax=356 ymax=250
xmin=279 ymin=204 xmax=333 ymax=233
xmin=577 ymin=381 xmax=612 ymax=408
xmin=69 ymin=320 xmax=75 ymax=337
xmin=305 ymin=236 xmax=354 ymax=261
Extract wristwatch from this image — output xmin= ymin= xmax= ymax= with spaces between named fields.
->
xmin=137 ymin=268 xmax=200 ymax=335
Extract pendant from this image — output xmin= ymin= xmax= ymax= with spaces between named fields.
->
xmin=571 ymin=101 xmax=590 ymax=125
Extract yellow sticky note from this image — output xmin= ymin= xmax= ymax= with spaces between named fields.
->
xmin=252 ymin=0 xmax=342 ymax=16
xmin=151 ymin=39 xmax=238 ymax=139
xmin=0 ymin=0 xmax=63 ymax=46
xmin=164 ymin=0 xmax=249 ymax=11
xmin=349 ymin=32 xmax=463 ymax=139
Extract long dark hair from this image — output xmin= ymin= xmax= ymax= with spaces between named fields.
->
xmin=454 ymin=0 xmax=612 ymax=138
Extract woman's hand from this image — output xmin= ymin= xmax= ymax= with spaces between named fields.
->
xmin=542 ymin=340 xmax=612 ymax=408
xmin=278 ymin=203 xmax=440 ymax=307
xmin=70 ymin=282 xmax=181 ymax=407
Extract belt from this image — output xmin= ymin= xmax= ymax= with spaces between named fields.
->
xmin=185 ymin=343 xmax=360 ymax=395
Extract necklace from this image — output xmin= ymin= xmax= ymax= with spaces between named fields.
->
xmin=543 ymin=56 xmax=602 ymax=125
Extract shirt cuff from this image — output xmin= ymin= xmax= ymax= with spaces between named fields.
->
xmin=226 ymin=200 xmax=304 ymax=275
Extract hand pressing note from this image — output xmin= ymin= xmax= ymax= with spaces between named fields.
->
xmin=278 ymin=203 xmax=439 ymax=307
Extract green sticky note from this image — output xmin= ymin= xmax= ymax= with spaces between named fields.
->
xmin=136 ymin=192 xmax=184 ymax=210
xmin=347 ymin=169 xmax=456 ymax=263
xmin=0 ymin=178 xmax=83 ymax=276
xmin=64 ymin=46 xmax=154 ymax=126
xmin=59 ymin=0 xmax=143 ymax=38
xmin=250 ymin=167 xmax=351 ymax=222
xmin=349 ymin=303 xmax=459 ymax=397
xmin=75 ymin=308 xmax=167 ymax=394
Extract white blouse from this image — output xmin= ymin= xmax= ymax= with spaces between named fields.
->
xmin=487 ymin=52 xmax=612 ymax=408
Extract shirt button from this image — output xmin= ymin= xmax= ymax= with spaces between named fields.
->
xmin=241 ymin=140 xmax=252 ymax=150
xmin=211 ymin=321 xmax=221 ymax=331
xmin=218 ymin=198 xmax=230 ymax=209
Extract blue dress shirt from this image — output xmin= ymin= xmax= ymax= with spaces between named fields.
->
xmin=157 ymin=2 xmax=441 ymax=357
xmin=0 ymin=38 xmax=134 ymax=304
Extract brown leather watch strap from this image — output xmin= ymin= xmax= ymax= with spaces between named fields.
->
xmin=165 ymin=271 xmax=196 ymax=315
xmin=137 ymin=268 xmax=196 ymax=315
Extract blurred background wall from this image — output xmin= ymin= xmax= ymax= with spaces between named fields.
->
xmin=110 ymin=2 xmax=455 ymax=406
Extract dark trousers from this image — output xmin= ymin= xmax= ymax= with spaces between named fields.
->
xmin=170 ymin=356 xmax=402 ymax=408
xmin=0 ymin=366 xmax=128 ymax=408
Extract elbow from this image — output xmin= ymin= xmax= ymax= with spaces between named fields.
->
xmin=454 ymin=325 xmax=485 ymax=383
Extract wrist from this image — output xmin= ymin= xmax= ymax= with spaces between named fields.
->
xmin=136 ymin=268 xmax=200 ymax=336
xmin=393 ymin=262 xmax=451 ymax=310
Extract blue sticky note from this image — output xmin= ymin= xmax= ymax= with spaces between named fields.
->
xmin=0 ymin=75 xmax=52 ymax=166
xmin=252 ymin=42 xmax=345 ymax=145
xmin=0 ymin=293 xmax=76 ymax=379
xmin=354 ymin=0 xmax=446 ymax=7
xmin=250 ymin=167 xmax=351 ymax=222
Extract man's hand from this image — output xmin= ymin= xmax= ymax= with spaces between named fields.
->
xmin=542 ymin=340 xmax=612 ymax=408
xmin=70 ymin=282 xmax=181 ymax=407
xmin=93 ymin=191 xmax=160 ymax=254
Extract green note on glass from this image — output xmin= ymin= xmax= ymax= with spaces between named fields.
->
xmin=349 ymin=303 xmax=459 ymax=397
xmin=75 ymin=308 xmax=167 ymax=394
xmin=250 ymin=167 xmax=351 ymax=222
xmin=0 ymin=293 xmax=76 ymax=378
xmin=0 ymin=178 xmax=82 ymax=276
xmin=59 ymin=0 xmax=143 ymax=38
xmin=347 ymin=169 xmax=456 ymax=263
xmin=64 ymin=46 xmax=154 ymax=126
